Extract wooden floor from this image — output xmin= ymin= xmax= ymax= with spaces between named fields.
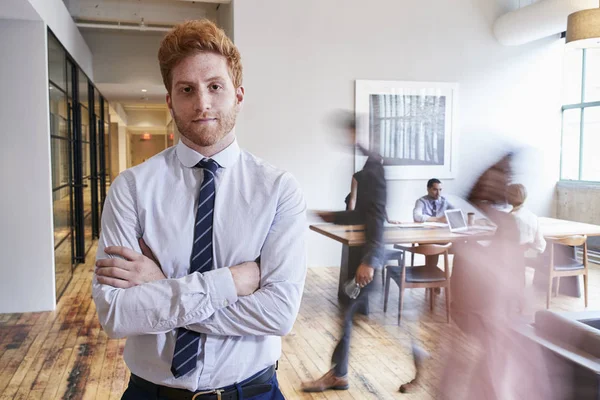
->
xmin=1 ymin=244 xmax=599 ymax=400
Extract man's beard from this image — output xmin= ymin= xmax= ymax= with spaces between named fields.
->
xmin=174 ymin=103 xmax=238 ymax=148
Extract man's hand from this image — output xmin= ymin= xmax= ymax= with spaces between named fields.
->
xmin=355 ymin=263 xmax=374 ymax=288
xmin=95 ymin=238 xmax=166 ymax=288
xmin=229 ymin=262 xmax=260 ymax=296
xmin=316 ymin=211 xmax=335 ymax=223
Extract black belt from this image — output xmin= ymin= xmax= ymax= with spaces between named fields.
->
xmin=130 ymin=365 xmax=275 ymax=400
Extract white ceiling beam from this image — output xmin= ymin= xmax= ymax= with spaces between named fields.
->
xmin=494 ymin=0 xmax=599 ymax=46
xmin=77 ymin=22 xmax=171 ymax=32
xmin=174 ymin=0 xmax=231 ymax=3
xmin=67 ymin=0 xmax=215 ymax=26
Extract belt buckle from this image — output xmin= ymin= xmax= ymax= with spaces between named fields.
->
xmin=192 ymin=389 xmax=223 ymax=400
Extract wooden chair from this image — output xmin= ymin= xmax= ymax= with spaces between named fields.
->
xmin=546 ymin=235 xmax=588 ymax=309
xmin=383 ymin=249 xmax=405 ymax=283
xmin=384 ymin=243 xmax=452 ymax=325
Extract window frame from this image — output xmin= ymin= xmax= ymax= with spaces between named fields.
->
xmin=560 ymin=49 xmax=600 ymax=182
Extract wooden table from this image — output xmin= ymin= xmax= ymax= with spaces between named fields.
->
xmin=538 ymin=217 xmax=600 ymax=238
xmin=310 ymin=217 xmax=600 ymax=310
xmin=310 ymin=222 xmax=493 ymax=312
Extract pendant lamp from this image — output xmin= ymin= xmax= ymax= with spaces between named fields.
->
xmin=566 ymin=1 xmax=600 ymax=48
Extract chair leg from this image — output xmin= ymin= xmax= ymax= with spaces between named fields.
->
xmin=445 ymin=285 xmax=451 ymax=323
xmin=381 ymin=267 xmax=385 ymax=286
xmin=398 ymin=284 xmax=405 ymax=325
xmin=384 ymin=269 xmax=391 ymax=313
xmin=430 ymin=288 xmax=434 ymax=312
xmin=547 ymin=275 xmax=552 ymax=309
xmin=584 ymin=273 xmax=588 ymax=308
xmin=555 ymin=277 xmax=560 ymax=297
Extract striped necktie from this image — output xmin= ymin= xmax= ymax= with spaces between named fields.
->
xmin=171 ymin=158 xmax=219 ymax=378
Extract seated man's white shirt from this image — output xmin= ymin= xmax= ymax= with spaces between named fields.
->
xmin=93 ymin=139 xmax=307 ymax=391
xmin=512 ymin=207 xmax=546 ymax=255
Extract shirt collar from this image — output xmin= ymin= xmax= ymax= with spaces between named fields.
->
xmin=176 ymin=138 xmax=241 ymax=169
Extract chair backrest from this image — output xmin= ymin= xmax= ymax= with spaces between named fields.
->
xmin=547 ymin=235 xmax=587 ymax=247
xmin=395 ymin=243 xmax=452 ymax=256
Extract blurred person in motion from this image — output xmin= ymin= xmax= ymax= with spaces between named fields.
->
xmin=438 ymin=153 xmax=560 ymax=400
xmin=302 ymin=111 xmax=387 ymax=392
xmin=304 ymin=111 xmax=427 ymax=394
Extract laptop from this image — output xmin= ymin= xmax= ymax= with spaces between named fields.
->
xmin=445 ymin=209 xmax=495 ymax=235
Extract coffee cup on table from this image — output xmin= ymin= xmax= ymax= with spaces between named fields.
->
xmin=467 ymin=212 xmax=475 ymax=226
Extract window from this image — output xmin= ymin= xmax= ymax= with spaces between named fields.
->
xmin=560 ymin=48 xmax=600 ymax=181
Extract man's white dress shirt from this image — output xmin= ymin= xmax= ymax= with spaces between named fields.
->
xmin=93 ymin=139 xmax=307 ymax=391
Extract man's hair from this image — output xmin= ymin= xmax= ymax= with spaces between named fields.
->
xmin=158 ymin=19 xmax=242 ymax=93
xmin=427 ymin=178 xmax=442 ymax=189
xmin=507 ymin=183 xmax=527 ymax=208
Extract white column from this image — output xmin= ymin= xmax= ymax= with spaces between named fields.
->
xmin=118 ymin=125 xmax=128 ymax=173
xmin=0 ymin=19 xmax=56 ymax=312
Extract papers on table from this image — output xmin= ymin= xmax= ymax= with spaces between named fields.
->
xmin=423 ymin=222 xmax=449 ymax=228
xmin=394 ymin=223 xmax=427 ymax=228
xmin=385 ymin=222 xmax=449 ymax=229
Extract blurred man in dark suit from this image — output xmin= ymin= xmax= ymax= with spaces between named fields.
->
xmin=301 ymin=111 xmax=388 ymax=392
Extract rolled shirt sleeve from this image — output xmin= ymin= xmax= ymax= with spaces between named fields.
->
xmin=92 ymin=172 xmax=239 ymax=339
xmin=413 ymin=198 xmax=427 ymax=222
xmin=187 ymin=173 xmax=307 ymax=337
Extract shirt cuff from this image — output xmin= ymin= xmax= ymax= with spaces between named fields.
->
xmin=204 ymin=268 xmax=238 ymax=309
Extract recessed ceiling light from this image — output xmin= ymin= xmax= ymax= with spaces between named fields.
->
xmin=141 ymin=89 xmax=147 ymax=92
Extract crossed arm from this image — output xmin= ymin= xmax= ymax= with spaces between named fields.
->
xmin=93 ymin=173 xmax=307 ymax=339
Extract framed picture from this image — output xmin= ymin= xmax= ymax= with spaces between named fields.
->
xmin=355 ymin=80 xmax=459 ymax=180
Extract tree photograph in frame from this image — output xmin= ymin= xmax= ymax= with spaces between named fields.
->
xmin=355 ymin=80 xmax=458 ymax=180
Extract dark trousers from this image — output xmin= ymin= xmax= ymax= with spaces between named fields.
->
xmin=331 ymin=281 xmax=375 ymax=377
xmin=121 ymin=373 xmax=284 ymax=400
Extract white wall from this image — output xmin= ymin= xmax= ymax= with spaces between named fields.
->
xmin=27 ymin=0 xmax=93 ymax=78
xmin=126 ymin=109 xmax=169 ymax=129
xmin=233 ymin=0 xmax=564 ymax=267
xmin=110 ymin=103 xmax=129 ymax=126
xmin=0 ymin=19 xmax=56 ymax=312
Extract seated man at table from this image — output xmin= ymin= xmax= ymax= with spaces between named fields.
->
xmin=413 ymin=178 xmax=454 ymax=223
xmin=412 ymin=179 xmax=453 ymax=269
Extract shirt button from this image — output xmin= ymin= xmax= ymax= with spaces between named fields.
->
xmin=223 ymin=300 xmax=229 ymax=307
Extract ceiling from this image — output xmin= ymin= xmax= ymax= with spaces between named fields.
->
xmin=64 ymin=0 xmax=221 ymax=29
xmin=65 ymin=0 xmax=231 ymax=114
xmin=95 ymin=83 xmax=167 ymax=104
xmin=0 ymin=0 xmax=40 ymax=20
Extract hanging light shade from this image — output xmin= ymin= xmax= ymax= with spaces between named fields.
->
xmin=566 ymin=4 xmax=600 ymax=48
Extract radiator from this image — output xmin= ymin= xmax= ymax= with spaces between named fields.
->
xmin=556 ymin=181 xmax=600 ymax=251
